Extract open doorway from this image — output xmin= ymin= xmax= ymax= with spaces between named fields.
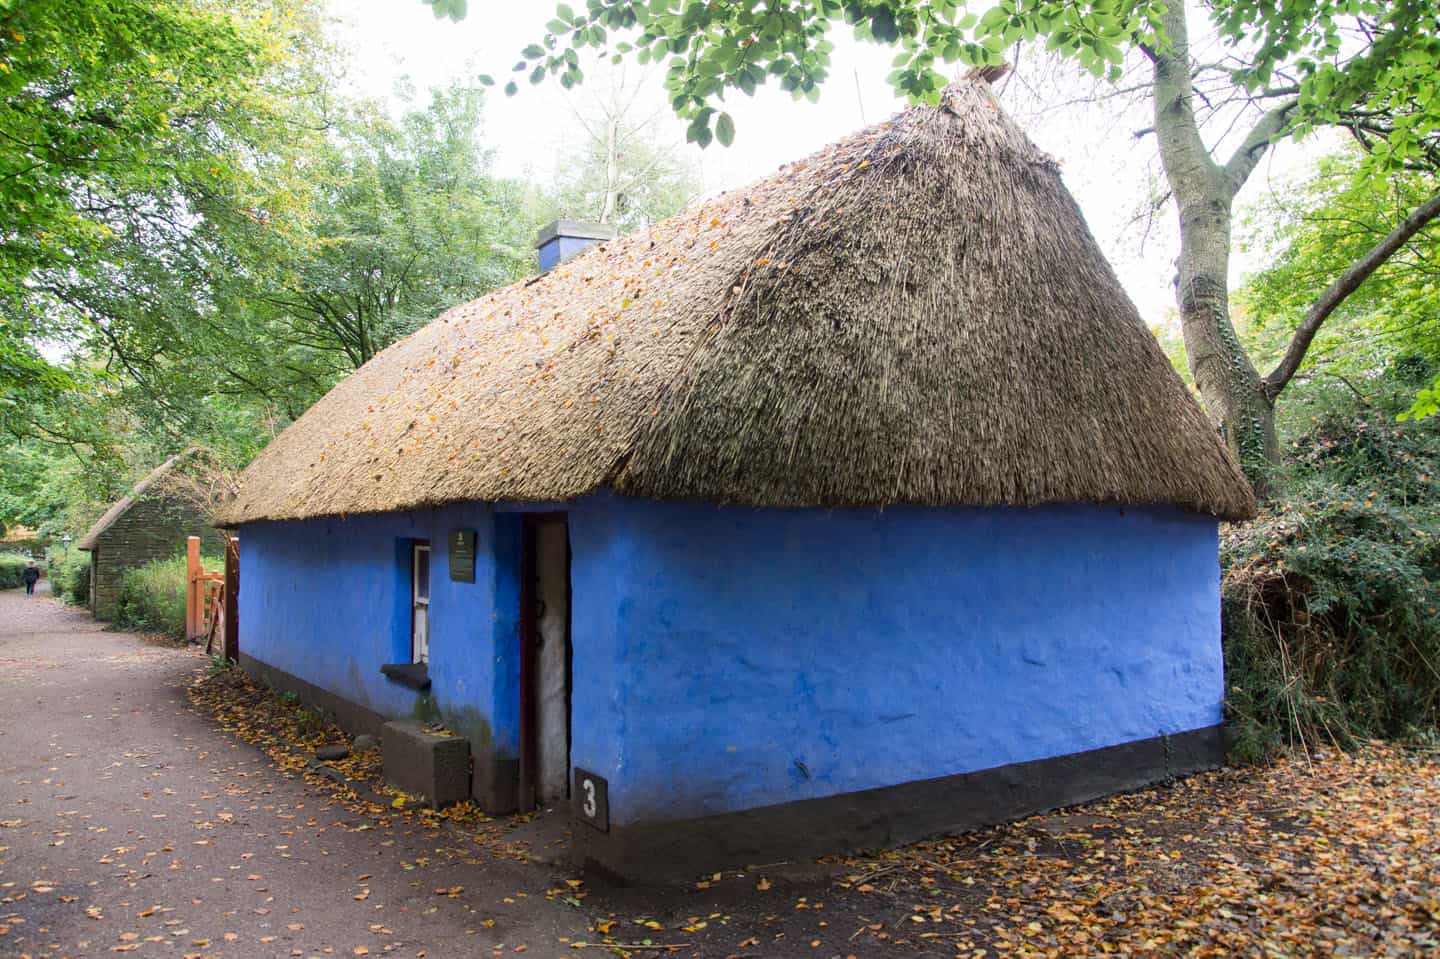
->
xmin=519 ymin=515 xmax=571 ymax=810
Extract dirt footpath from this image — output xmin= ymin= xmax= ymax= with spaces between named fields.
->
xmin=0 ymin=587 xmax=575 ymax=959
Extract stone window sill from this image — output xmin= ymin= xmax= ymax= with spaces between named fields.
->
xmin=380 ymin=662 xmax=431 ymax=691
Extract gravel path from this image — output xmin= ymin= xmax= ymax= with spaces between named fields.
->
xmin=0 ymin=587 xmax=577 ymax=959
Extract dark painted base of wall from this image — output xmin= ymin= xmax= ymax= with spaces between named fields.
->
xmin=572 ymin=725 xmax=1225 ymax=884
xmin=239 ymin=654 xmax=522 ymax=815
xmin=241 ymin=653 xmax=391 ymax=739
xmin=234 ymin=654 xmax=1222 ymax=882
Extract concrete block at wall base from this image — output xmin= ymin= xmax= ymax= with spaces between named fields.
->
xmin=472 ymin=754 xmax=520 ymax=815
xmin=382 ymin=720 xmax=471 ymax=809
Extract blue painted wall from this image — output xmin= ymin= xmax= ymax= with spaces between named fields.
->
xmin=565 ymin=498 xmax=1222 ymax=827
xmin=241 ymin=496 xmax=1221 ymax=828
xmin=239 ymin=502 xmax=514 ymax=755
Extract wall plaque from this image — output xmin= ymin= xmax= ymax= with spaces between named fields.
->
xmin=448 ymin=528 xmax=476 ymax=583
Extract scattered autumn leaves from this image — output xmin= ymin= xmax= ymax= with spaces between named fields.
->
xmin=820 ymin=746 xmax=1440 ymax=957
xmin=539 ymin=747 xmax=1440 ymax=958
xmin=178 ymin=666 xmax=1440 ymax=958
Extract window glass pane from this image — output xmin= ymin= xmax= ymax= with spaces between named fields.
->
xmin=415 ymin=546 xmax=430 ymax=601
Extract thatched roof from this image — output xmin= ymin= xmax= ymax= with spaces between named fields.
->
xmin=217 ymin=78 xmax=1255 ymax=526
xmin=78 ymin=451 xmax=192 ymax=550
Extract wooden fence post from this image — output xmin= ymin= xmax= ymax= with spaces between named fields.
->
xmin=223 ymin=536 xmax=239 ymax=662
xmin=185 ymin=536 xmax=202 ymax=641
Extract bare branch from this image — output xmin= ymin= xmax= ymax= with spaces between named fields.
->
xmin=1221 ymin=97 xmax=1300 ymax=198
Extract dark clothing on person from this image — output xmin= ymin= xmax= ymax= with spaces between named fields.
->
xmin=23 ymin=566 xmax=39 ymax=595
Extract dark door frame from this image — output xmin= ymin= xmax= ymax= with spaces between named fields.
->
xmin=517 ymin=512 xmax=572 ymax=812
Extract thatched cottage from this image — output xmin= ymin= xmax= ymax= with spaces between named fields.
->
xmin=79 ymin=452 xmax=214 ymax=619
xmin=215 ymin=78 xmax=1254 ymax=879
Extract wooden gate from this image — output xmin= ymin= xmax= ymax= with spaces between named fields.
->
xmin=186 ymin=535 xmax=239 ymax=659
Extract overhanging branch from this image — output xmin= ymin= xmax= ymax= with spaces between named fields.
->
xmin=1263 ymin=187 xmax=1440 ymax=397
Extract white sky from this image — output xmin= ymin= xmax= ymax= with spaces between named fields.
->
xmin=330 ymin=1 xmax=1332 ymax=328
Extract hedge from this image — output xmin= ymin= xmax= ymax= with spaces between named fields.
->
xmin=113 ymin=556 xmax=189 ymax=639
xmin=0 ymin=553 xmax=30 ymax=590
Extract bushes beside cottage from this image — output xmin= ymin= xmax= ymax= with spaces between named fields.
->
xmin=1221 ymin=365 xmax=1440 ymax=762
xmin=0 ymin=553 xmax=29 ymax=589
xmin=113 ymin=556 xmax=190 ymax=639
xmin=111 ymin=552 xmax=224 ymax=640
xmin=47 ymin=550 xmax=90 ymax=605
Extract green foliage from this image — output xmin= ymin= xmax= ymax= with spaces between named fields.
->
xmin=1236 ymin=149 xmax=1440 ymax=422
xmin=1222 ymin=361 xmax=1440 ymax=762
xmin=206 ymin=654 xmax=236 ymax=677
xmin=0 ymin=434 xmax=128 ymax=537
xmin=113 ymin=551 xmax=225 ymax=639
xmin=423 ymin=0 xmax=467 ymax=21
xmin=0 ymin=0 xmax=328 ymax=402
xmin=243 ymin=84 xmax=536 ymax=375
xmin=0 ymin=0 xmax=331 ymax=534
xmin=1402 ymin=376 xmax=1440 ymax=423
xmin=0 ymin=553 xmax=29 ymax=590
xmin=0 ymin=69 xmax=538 ymax=532
xmin=46 ymin=549 xmax=91 ymax=605
xmin=113 ymin=555 xmax=189 ymax=639
xmin=1216 ymin=0 xmax=1440 ymax=177
xmin=487 ymin=0 xmax=1438 ymax=163
xmin=502 ymin=0 xmax=1156 ymax=145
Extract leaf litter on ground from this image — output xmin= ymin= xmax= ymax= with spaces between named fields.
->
xmin=185 ymin=667 xmax=1439 ymax=957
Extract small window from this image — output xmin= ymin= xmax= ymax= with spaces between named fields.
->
xmin=412 ymin=542 xmax=431 ymax=663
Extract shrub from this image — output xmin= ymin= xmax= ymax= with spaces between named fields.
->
xmin=206 ymin=654 xmax=235 ymax=678
xmin=112 ymin=553 xmax=223 ymax=640
xmin=46 ymin=549 xmax=90 ymax=605
xmin=1222 ymin=388 xmax=1440 ymax=762
xmin=113 ymin=556 xmax=189 ymax=639
xmin=0 ymin=553 xmax=30 ymax=590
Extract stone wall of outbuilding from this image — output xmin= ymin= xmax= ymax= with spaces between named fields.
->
xmin=90 ymin=493 xmax=212 ymax=619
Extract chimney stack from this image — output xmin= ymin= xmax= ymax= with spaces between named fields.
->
xmin=536 ymin=219 xmax=617 ymax=273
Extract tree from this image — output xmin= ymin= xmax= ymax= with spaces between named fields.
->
xmin=450 ymin=0 xmax=1440 ymax=493
xmin=0 ymin=0 xmax=337 ymax=513
xmin=1 ymin=6 xmax=538 ymax=535
xmin=1140 ymin=1 xmax=1440 ymax=490
xmin=0 ymin=0 xmax=327 ymax=401
xmin=253 ymin=85 xmax=536 ymax=371
xmin=549 ymin=68 xmax=701 ymax=230
xmin=0 ymin=76 xmax=542 ymax=534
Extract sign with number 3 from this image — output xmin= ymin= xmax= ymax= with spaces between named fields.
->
xmin=572 ymin=768 xmax=609 ymax=832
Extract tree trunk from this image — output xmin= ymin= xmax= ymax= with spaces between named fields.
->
xmin=599 ymin=113 xmax=620 ymax=225
xmin=1149 ymin=2 xmax=1279 ymax=497
xmin=1145 ymin=3 xmax=1440 ymax=498
xmin=1174 ymin=201 xmax=1280 ymax=492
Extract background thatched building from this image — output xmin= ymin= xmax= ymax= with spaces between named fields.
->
xmin=216 ymin=78 xmax=1254 ymax=879
xmin=78 ymin=451 xmax=216 ymax=619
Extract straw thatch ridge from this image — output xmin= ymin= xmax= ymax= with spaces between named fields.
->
xmin=217 ymin=79 xmax=1255 ymax=526
xmin=78 ymin=450 xmax=194 ymax=550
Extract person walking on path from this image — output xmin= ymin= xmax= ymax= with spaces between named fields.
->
xmin=22 ymin=560 xmax=40 ymax=595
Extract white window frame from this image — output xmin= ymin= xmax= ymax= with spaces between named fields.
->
xmin=411 ymin=542 xmax=431 ymax=664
